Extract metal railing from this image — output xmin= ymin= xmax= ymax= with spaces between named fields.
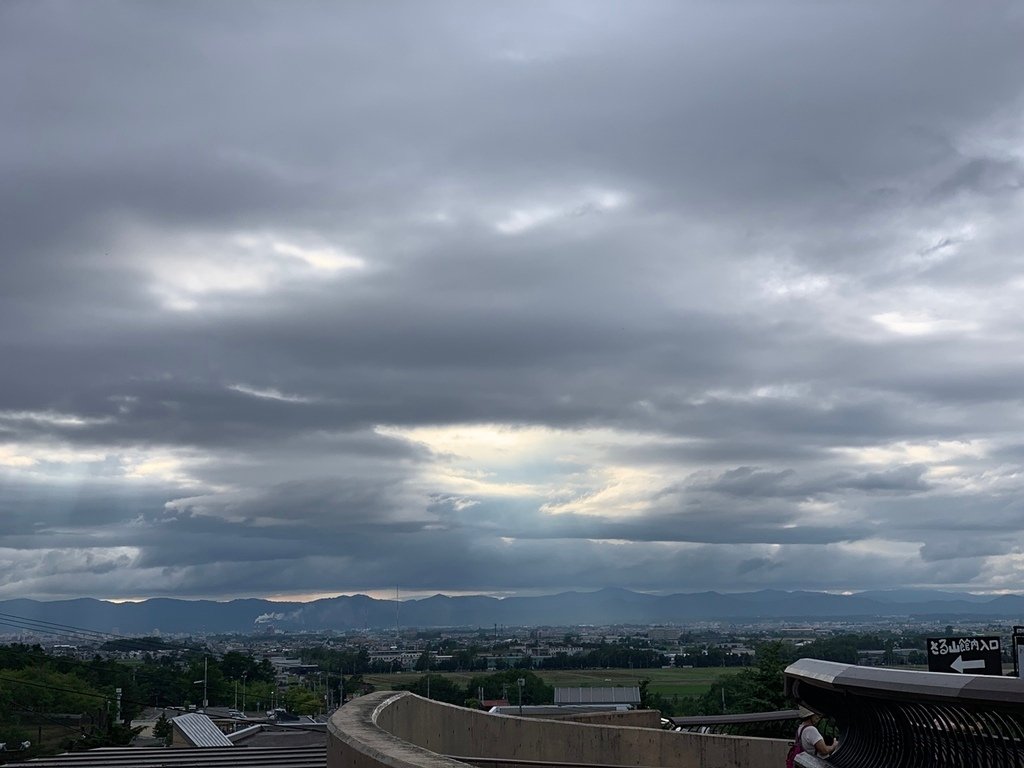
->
xmin=446 ymin=757 xmax=664 ymax=768
xmin=667 ymin=709 xmax=801 ymax=737
xmin=785 ymin=658 xmax=1024 ymax=767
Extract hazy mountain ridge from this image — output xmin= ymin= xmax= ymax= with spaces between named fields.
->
xmin=4 ymin=589 xmax=1023 ymax=635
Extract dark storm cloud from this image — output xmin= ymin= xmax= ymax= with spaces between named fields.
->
xmin=930 ymin=157 xmax=1024 ymax=201
xmin=688 ymin=464 xmax=931 ymax=499
xmin=3 ymin=0 xmax=1024 ymax=599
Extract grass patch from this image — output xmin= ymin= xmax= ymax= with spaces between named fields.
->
xmin=363 ymin=666 xmax=736 ymax=700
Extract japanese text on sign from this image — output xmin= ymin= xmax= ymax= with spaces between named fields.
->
xmin=929 ymin=637 xmax=1000 ymax=656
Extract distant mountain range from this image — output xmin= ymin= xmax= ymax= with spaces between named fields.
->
xmin=3 ymin=588 xmax=1023 ymax=636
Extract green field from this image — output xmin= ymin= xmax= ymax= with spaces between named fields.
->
xmin=364 ymin=666 xmax=735 ymax=700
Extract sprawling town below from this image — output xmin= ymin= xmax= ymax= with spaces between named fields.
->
xmin=0 ymin=612 xmax=1020 ymax=761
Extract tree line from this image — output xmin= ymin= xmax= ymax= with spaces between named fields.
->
xmin=0 ymin=644 xmax=277 ymax=757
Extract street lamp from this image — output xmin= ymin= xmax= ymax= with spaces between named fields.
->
xmin=517 ymin=677 xmax=525 ymax=716
xmin=193 ymin=680 xmax=205 ymax=711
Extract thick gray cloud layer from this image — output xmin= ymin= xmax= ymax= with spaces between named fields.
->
xmin=3 ymin=1 xmax=1024 ymax=600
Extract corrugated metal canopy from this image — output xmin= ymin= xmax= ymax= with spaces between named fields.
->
xmin=171 ymin=712 xmax=234 ymax=747
xmin=6 ymin=745 xmax=325 ymax=768
xmin=554 ymin=686 xmax=641 ymax=705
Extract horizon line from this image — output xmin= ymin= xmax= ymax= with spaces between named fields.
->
xmin=6 ymin=586 xmax=1017 ymax=605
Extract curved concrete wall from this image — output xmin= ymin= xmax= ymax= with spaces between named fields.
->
xmin=544 ymin=710 xmax=661 ymax=728
xmin=329 ymin=691 xmax=791 ymax=768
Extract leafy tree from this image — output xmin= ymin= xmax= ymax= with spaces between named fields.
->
xmin=638 ymin=678 xmax=678 ymax=716
xmin=0 ymin=644 xmax=43 ymax=671
xmin=255 ymin=658 xmax=276 ymax=682
xmin=282 ymin=686 xmax=320 ymax=715
xmin=152 ymin=712 xmax=172 ymax=744
xmin=219 ymin=651 xmax=254 ymax=680
xmin=734 ymin=641 xmax=789 ymax=712
xmin=117 ymin=678 xmax=143 ymax=725
xmin=300 ymin=647 xmax=370 ymax=675
xmin=464 ymin=670 xmax=552 ymax=705
xmin=673 ymin=644 xmax=747 ymax=668
xmin=184 ymin=657 xmax=226 ymax=706
xmin=0 ymin=668 xmax=104 ymax=718
xmin=100 ymin=637 xmax=181 ymax=652
xmin=437 ymin=647 xmax=483 ymax=671
xmin=134 ymin=660 xmax=188 ymax=709
xmin=797 ymin=634 xmax=887 ymax=664
xmin=691 ymin=641 xmax=795 ymax=737
xmin=395 ymin=674 xmax=464 ymax=705
xmin=244 ymin=680 xmax=275 ymax=712
xmin=414 ymin=649 xmax=434 ymax=672
xmin=341 ymin=673 xmax=373 ymax=699
xmin=71 ymin=723 xmax=143 ymax=750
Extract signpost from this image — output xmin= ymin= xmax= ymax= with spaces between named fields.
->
xmin=926 ymin=636 xmax=1002 ymax=676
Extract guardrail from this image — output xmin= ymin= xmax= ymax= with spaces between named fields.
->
xmin=784 ymin=658 xmax=1024 ymax=767
xmin=668 ymin=709 xmax=801 ymax=737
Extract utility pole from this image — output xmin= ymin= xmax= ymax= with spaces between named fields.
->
xmin=242 ymin=673 xmax=247 ymax=713
xmin=193 ymin=658 xmax=209 ymax=712
xmin=517 ymin=678 xmax=524 ymax=716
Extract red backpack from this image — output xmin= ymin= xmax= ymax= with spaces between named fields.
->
xmin=785 ymin=724 xmax=808 ymax=768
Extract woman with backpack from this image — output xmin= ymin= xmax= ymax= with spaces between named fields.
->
xmin=787 ymin=707 xmax=840 ymax=766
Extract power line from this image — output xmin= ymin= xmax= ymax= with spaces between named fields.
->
xmin=0 ymin=635 xmax=274 ymax=714
xmin=0 ymin=674 xmax=191 ymax=724
xmin=0 ymin=674 xmax=116 ymax=702
xmin=0 ymin=612 xmax=119 ymax=640
xmin=0 ymin=612 xmax=188 ymax=652
xmin=0 ymin=674 xmax=332 ymax=734
xmin=0 ymin=614 xmax=337 ymax=731
xmin=11 ymin=702 xmax=94 ymax=739
xmin=5 ymin=685 xmax=328 ymax=743
xmin=0 ymin=619 xmax=120 ymax=645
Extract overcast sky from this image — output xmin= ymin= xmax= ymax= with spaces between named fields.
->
xmin=3 ymin=1 xmax=1024 ymax=602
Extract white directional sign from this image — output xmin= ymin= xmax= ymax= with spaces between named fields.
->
xmin=927 ymin=636 xmax=1002 ymax=676
xmin=950 ymin=655 xmax=986 ymax=673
